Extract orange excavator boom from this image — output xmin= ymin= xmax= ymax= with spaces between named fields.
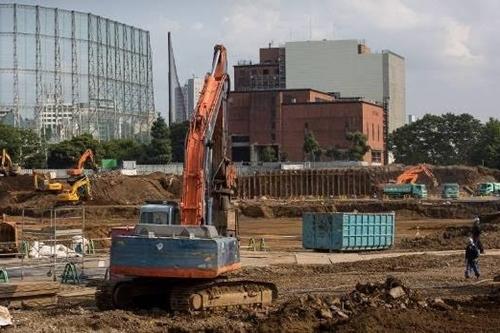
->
xmin=180 ymin=45 xmax=234 ymax=226
xmin=396 ymin=164 xmax=438 ymax=187
xmin=67 ymin=149 xmax=97 ymax=176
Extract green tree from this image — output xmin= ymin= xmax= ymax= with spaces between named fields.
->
xmin=326 ymin=146 xmax=347 ymax=160
xmin=0 ymin=124 xmax=46 ymax=168
xmin=303 ymin=131 xmax=321 ymax=161
xmin=346 ymin=131 xmax=370 ymax=161
xmin=389 ymin=113 xmax=483 ymax=165
xmin=146 ymin=115 xmax=172 ymax=164
xmin=102 ymin=139 xmax=146 ymax=162
xmin=260 ymin=146 xmax=277 ymax=162
xmin=169 ymin=121 xmax=189 ymax=162
xmin=470 ymin=118 xmax=500 ymax=169
xmin=47 ymin=133 xmax=102 ymax=168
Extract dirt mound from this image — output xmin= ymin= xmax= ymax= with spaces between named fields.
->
xmin=400 ymin=224 xmax=500 ymax=250
xmin=239 ymin=199 xmax=500 ymax=219
xmin=0 ymin=172 xmax=183 ymax=213
xmin=257 ymin=276 xmax=445 ymax=332
xmin=0 ymin=174 xmax=34 ymax=192
xmin=480 ymin=211 xmax=500 ymax=224
xmin=90 ymin=172 xmax=181 ymax=205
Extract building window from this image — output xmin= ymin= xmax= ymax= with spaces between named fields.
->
xmin=263 ymin=69 xmax=269 ymax=75
xmin=372 ymin=123 xmax=375 ymax=140
xmin=271 ymin=133 xmax=276 ymax=141
xmin=232 ymin=135 xmax=250 ymax=143
xmin=378 ymin=125 xmax=380 ymax=141
xmin=372 ymin=151 xmax=382 ymax=163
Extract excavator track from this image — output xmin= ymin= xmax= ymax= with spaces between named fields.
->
xmin=94 ymin=278 xmax=278 ymax=312
xmin=95 ymin=280 xmax=116 ymax=311
xmin=169 ymin=279 xmax=278 ymax=312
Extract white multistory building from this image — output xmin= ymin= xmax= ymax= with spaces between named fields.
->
xmin=186 ymin=77 xmax=204 ymax=120
xmin=285 ymin=39 xmax=405 ymax=132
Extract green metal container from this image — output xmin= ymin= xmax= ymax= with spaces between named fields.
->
xmin=302 ymin=212 xmax=395 ymax=251
xmin=101 ymin=159 xmax=118 ymax=170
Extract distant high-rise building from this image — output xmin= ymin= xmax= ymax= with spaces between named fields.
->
xmin=172 ymin=77 xmax=203 ymax=123
xmin=285 ymin=40 xmax=405 ymax=132
xmin=168 ymin=32 xmax=187 ymax=125
xmin=173 ymin=86 xmax=187 ymax=123
xmin=407 ymin=114 xmax=418 ymax=124
xmin=186 ymin=77 xmax=204 ymax=120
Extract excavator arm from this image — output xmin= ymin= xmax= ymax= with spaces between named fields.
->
xmin=396 ymin=164 xmax=438 ymax=187
xmin=0 ymin=149 xmax=20 ymax=176
xmin=180 ymin=45 xmax=235 ymax=228
xmin=67 ymin=149 xmax=97 ymax=176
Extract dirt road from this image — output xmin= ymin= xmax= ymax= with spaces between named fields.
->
xmin=4 ymin=253 xmax=500 ymax=332
xmin=239 ymin=216 xmax=486 ymax=251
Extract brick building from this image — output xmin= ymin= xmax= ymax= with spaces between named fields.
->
xmin=234 ymin=46 xmax=285 ymax=91
xmin=228 ymin=89 xmax=385 ymax=164
xmin=234 ymin=40 xmax=405 ymax=132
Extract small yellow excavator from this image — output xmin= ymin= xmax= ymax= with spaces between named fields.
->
xmin=0 ymin=149 xmax=21 ymax=176
xmin=33 ymin=171 xmax=64 ymax=193
xmin=56 ymin=175 xmax=92 ymax=203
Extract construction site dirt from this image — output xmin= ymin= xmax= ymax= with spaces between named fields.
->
xmin=3 ymin=254 xmax=500 ymax=332
xmin=1 ymin=168 xmax=500 ymax=332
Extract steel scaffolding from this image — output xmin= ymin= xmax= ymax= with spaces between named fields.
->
xmin=0 ymin=4 xmax=156 ymax=141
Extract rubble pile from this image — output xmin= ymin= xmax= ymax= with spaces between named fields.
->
xmin=268 ymin=276 xmax=452 ymax=329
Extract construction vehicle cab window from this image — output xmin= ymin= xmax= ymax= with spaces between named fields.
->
xmin=139 ymin=205 xmax=179 ymax=225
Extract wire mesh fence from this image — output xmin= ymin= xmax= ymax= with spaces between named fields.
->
xmin=0 ymin=206 xmax=138 ymax=283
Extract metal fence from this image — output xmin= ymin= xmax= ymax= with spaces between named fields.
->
xmin=0 ymin=206 xmax=126 ymax=283
xmin=19 ymin=161 xmax=381 ymax=178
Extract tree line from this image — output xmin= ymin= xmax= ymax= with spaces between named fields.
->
xmin=1 ymin=112 xmax=498 ymax=168
xmin=389 ymin=113 xmax=500 ymax=169
xmin=0 ymin=116 xmax=189 ymax=169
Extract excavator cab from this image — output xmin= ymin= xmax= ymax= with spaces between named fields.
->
xmin=138 ymin=201 xmax=180 ymax=226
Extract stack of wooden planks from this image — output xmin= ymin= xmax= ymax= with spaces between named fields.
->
xmin=0 ymin=281 xmax=59 ymax=308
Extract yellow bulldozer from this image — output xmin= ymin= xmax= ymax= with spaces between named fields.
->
xmin=57 ymin=175 xmax=92 ymax=204
xmin=0 ymin=149 xmax=21 ymax=176
xmin=33 ymin=171 xmax=64 ymax=193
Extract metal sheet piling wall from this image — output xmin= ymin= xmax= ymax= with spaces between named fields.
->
xmin=236 ymin=169 xmax=376 ymax=199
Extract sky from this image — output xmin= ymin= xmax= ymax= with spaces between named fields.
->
xmin=4 ymin=0 xmax=499 ymax=121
